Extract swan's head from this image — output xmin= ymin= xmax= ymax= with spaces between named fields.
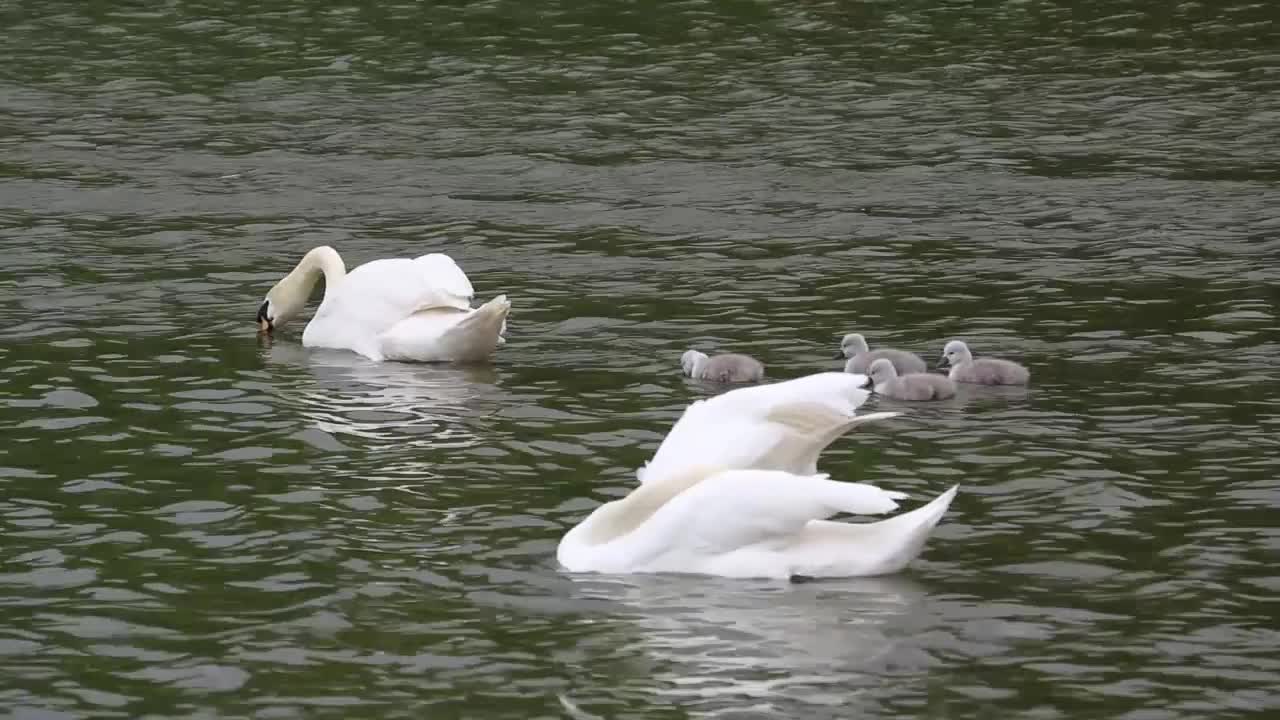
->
xmin=680 ymin=350 xmax=709 ymax=377
xmin=255 ymin=245 xmax=342 ymax=334
xmin=939 ymin=340 xmax=972 ymax=369
xmin=866 ymin=358 xmax=899 ymax=387
xmin=835 ymin=332 xmax=869 ymax=359
xmin=255 ymin=275 xmax=310 ymax=334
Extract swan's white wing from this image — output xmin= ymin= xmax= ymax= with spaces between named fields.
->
xmin=379 ymin=295 xmax=510 ymax=363
xmin=679 ymin=470 xmax=905 ymax=549
xmin=410 ymin=253 xmax=475 ymax=308
xmin=634 ymin=469 xmax=906 ymax=577
xmin=787 ymin=485 xmax=959 ymax=578
xmin=638 ymin=372 xmax=895 ymax=484
xmin=307 ymin=253 xmax=476 ymax=345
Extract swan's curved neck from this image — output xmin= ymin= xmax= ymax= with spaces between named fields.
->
xmin=281 ymin=246 xmax=346 ymax=306
xmin=292 ymin=245 xmax=346 ymax=292
xmin=265 ymin=246 xmax=347 ymax=329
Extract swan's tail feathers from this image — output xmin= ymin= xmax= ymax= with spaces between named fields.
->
xmin=445 ymin=294 xmax=510 ymax=361
xmin=380 ymin=295 xmax=510 ymax=363
xmin=474 ymin=294 xmax=510 ymax=318
xmin=789 ymin=484 xmax=959 ymax=578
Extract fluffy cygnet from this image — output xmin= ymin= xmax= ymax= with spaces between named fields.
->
xmin=865 ymin=358 xmax=957 ymax=401
xmin=938 ymin=340 xmax=1030 ymax=385
xmin=680 ymin=350 xmax=765 ymax=384
xmin=837 ymin=332 xmax=927 ymax=375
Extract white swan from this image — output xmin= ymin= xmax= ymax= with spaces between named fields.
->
xmin=255 ymin=246 xmax=511 ymax=363
xmin=558 ymin=372 xmax=959 ymax=580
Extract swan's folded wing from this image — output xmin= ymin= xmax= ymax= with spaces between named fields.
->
xmin=660 ymin=470 xmax=905 ymax=555
xmin=637 ymin=372 xmax=899 ymax=484
xmin=311 ymin=254 xmax=477 ymax=339
xmin=379 ymin=295 xmax=510 ymax=363
xmin=410 ymin=253 xmax=476 ymax=310
xmin=786 ymin=485 xmax=959 ymax=577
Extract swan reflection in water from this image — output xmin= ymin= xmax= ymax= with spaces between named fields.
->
xmin=561 ymin=572 xmax=932 ymax=714
xmin=261 ymin=343 xmax=503 ymax=471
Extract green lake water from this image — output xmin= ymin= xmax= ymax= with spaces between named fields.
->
xmin=2 ymin=1 xmax=1279 ymax=717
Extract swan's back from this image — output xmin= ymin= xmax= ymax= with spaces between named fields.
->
xmin=305 ymin=252 xmax=478 ymax=353
xmin=411 ymin=253 xmax=475 ymax=308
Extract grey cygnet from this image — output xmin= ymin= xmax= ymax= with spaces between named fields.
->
xmin=865 ymin=358 xmax=957 ymax=400
xmin=837 ymin=332 xmax=927 ymax=375
xmin=938 ymin=340 xmax=1030 ymax=385
xmin=681 ymin=350 xmax=765 ymax=383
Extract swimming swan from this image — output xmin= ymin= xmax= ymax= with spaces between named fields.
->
xmin=557 ymin=372 xmax=959 ymax=579
xmin=255 ymin=246 xmax=510 ymax=363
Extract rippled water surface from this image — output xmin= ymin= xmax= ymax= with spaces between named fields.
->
xmin=3 ymin=0 xmax=1280 ymax=717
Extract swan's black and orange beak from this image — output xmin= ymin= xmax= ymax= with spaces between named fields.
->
xmin=256 ymin=301 xmax=273 ymax=335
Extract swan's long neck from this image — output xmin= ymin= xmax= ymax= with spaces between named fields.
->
xmin=268 ymin=246 xmax=347 ymax=327
xmin=290 ymin=245 xmax=346 ymax=298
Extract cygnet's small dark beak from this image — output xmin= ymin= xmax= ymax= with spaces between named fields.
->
xmin=936 ymin=357 xmax=950 ymax=369
xmin=833 ymin=350 xmax=846 ymax=359
xmin=256 ymin=301 xmax=273 ymax=335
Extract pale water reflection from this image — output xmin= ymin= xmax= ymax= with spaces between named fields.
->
xmin=261 ymin=342 xmax=504 ymax=450
xmin=565 ymin=574 xmax=927 ymax=712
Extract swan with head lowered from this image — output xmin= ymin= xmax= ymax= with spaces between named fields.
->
xmin=255 ymin=246 xmax=510 ymax=363
xmin=557 ymin=372 xmax=959 ymax=580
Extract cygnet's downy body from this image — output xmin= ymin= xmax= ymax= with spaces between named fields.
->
xmin=837 ymin=333 xmax=927 ymax=375
xmin=938 ymin=340 xmax=1030 ymax=385
xmin=681 ymin=350 xmax=765 ymax=384
xmin=865 ymin=358 xmax=957 ymax=401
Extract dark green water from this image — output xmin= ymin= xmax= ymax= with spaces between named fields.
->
xmin=3 ymin=0 xmax=1279 ymax=717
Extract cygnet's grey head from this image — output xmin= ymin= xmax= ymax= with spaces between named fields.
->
xmin=837 ymin=332 xmax=869 ymax=359
xmin=867 ymin=357 xmax=899 ymax=386
xmin=939 ymin=340 xmax=972 ymax=369
xmin=680 ymin=349 xmax=708 ymax=376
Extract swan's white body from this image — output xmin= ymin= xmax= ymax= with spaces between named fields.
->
xmin=258 ymin=246 xmax=510 ymax=363
xmin=558 ymin=372 xmax=959 ymax=579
